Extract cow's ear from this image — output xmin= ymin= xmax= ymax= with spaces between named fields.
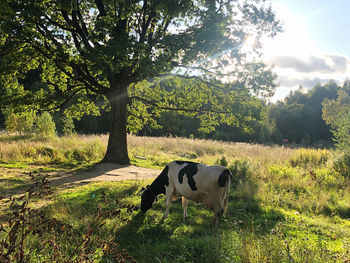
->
xmin=136 ymin=187 xmax=146 ymax=196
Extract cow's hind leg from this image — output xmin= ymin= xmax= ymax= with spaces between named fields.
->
xmin=182 ymin=197 xmax=188 ymax=220
xmin=211 ymin=197 xmax=224 ymax=228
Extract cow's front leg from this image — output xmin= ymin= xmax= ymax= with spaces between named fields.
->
xmin=163 ymin=192 xmax=172 ymax=219
xmin=182 ymin=197 xmax=188 ymax=220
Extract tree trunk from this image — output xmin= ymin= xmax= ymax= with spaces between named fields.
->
xmin=101 ymin=87 xmax=130 ymax=164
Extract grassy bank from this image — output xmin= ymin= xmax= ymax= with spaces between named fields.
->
xmin=0 ymin=133 xmax=349 ymax=262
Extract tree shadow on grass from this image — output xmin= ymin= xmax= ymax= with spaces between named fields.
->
xmin=44 ymin=182 xmax=141 ymax=222
xmin=48 ymin=163 xmax=130 ymax=188
xmin=48 ymin=162 xmax=158 ymax=189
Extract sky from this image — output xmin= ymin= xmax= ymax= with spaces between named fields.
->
xmin=261 ymin=0 xmax=350 ymax=101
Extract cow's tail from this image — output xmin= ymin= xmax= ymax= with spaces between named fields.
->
xmin=223 ymin=171 xmax=231 ymax=215
xmin=219 ymin=169 xmax=231 ymax=216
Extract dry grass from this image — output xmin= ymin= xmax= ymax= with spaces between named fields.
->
xmin=0 ymin=134 xmax=107 ymax=165
xmin=129 ymin=135 xmax=296 ymax=165
xmin=0 ymin=133 xmax=297 ymax=167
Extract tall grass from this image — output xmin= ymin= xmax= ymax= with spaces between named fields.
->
xmin=0 ymin=134 xmax=107 ymax=166
xmin=0 ymin=133 xmax=296 ymax=168
xmin=129 ymin=136 xmax=296 ymax=166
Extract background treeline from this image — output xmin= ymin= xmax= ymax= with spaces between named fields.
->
xmin=1 ymin=67 xmax=349 ymax=147
xmin=138 ymin=80 xmax=350 ymax=146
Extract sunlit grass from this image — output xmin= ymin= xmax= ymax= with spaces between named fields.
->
xmin=0 ymin=132 xmax=297 ymax=169
xmin=33 ymin=181 xmax=350 ymax=262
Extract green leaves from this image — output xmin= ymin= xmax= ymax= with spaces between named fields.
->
xmin=322 ymin=89 xmax=350 ymax=152
xmin=128 ymin=74 xmax=268 ymax=133
xmin=1 ymin=0 xmax=281 ymax=138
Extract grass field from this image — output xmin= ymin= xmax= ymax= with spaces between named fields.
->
xmin=0 ymin=133 xmax=349 ymax=262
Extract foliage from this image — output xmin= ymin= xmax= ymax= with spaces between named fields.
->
xmin=216 ymin=156 xmax=228 ymax=167
xmin=35 ymin=112 xmax=56 ymax=137
xmin=322 ymin=87 xmax=350 ymax=178
xmin=331 ymin=111 xmax=350 ymax=153
xmin=0 ymin=0 xmax=281 ymax=163
xmin=128 ymin=65 xmax=278 ymax=134
xmin=322 ymin=90 xmax=350 ymax=129
xmin=333 ymin=152 xmax=350 ymax=179
xmin=228 ymin=159 xmax=253 ymax=185
xmin=267 ymin=82 xmax=340 ymax=145
xmin=289 ymin=149 xmax=329 ymax=168
xmin=127 ymin=80 xmax=346 ymax=145
xmin=3 ymin=109 xmax=36 ymax=135
xmin=61 ymin=115 xmax=75 ymax=136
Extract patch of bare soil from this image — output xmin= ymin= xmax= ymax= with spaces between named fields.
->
xmin=48 ymin=163 xmax=159 ymax=189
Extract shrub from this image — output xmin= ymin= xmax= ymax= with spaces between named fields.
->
xmin=229 ymin=159 xmax=253 ymax=185
xmin=268 ymin=165 xmax=298 ymax=180
xmin=216 ymin=156 xmax=228 ymax=167
xmin=61 ymin=115 xmax=75 ymax=135
xmin=333 ymin=152 xmax=350 ymax=179
xmin=4 ymin=110 xmax=36 ymax=134
xmin=289 ymin=149 xmax=329 ymax=168
xmin=35 ymin=112 xmax=56 ymax=137
xmin=65 ymin=141 xmax=105 ymax=164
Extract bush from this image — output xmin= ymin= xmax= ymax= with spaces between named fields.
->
xmin=289 ymin=149 xmax=329 ymax=168
xmin=332 ymin=111 xmax=350 ymax=153
xmin=333 ymin=152 xmax=350 ymax=179
xmin=65 ymin=141 xmax=105 ymax=164
xmin=216 ymin=156 xmax=228 ymax=167
xmin=4 ymin=110 xmax=36 ymax=134
xmin=61 ymin=115 xmax=75 ymax=135
xmin=229 ymin=159 xmax=253 ymax=185
xmin=35 ymin=112 xmax=56 ymax=137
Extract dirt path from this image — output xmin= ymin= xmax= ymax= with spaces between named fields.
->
xmin=49 ymin=163 xmax=160 ymax=188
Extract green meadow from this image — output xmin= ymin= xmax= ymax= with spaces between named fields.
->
xmin=1 ymin=134 xmax=349 ymax=262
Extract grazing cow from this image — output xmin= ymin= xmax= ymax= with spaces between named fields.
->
xmin=138 ymin=161 xmax=231 ymax=227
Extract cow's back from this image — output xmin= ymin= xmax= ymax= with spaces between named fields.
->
xmin=167 ymin=161 xmax=228 ymax=202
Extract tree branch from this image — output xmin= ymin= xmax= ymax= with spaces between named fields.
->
xmin=130 ymin=95 xmax=232 ymax=114
xmin=42 ymin=87 xmax=85 ymax=111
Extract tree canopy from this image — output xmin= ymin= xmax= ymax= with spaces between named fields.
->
xmin=0 ymin=0 xmax=281 ymax=163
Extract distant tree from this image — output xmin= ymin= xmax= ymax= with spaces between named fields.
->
xmin=1 ymin=0 xmax=281 ymax=164
xmin=332 ymin=111 xmax=350 ymax=153
xmin=274 ymin=103 xmax=314 ymax=144
xmin=323 ymin=88 xmax=350 ymax=178
xmin=267 ymin=81 xmax=340 ymax=145
xmin=322 ymin=90 xmax=350 ymax=129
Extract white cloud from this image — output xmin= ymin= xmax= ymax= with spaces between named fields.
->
xmin=260 ymin=1 xmax=350 ymax=102
xmin=277 ymin=74 xmax=333 ymax=89
xmin=270 ymin=53 xmax=350 ymax=74
xmin=266 ymin=52 xmax=350 ymax=102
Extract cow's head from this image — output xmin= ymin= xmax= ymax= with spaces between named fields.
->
xmin=137 ymin=185 xmax=156 ymax=213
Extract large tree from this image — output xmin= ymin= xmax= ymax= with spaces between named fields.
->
xmin=0 ymin=0 xmax=280 ymax=164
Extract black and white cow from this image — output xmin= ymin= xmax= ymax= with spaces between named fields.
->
xmin=138 ymin=161 xmax=231 ymax=227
